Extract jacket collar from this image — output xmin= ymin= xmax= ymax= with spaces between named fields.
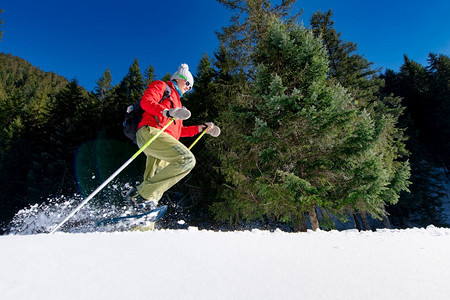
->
xmin=169 ymin=80 xmax=183 ymax=98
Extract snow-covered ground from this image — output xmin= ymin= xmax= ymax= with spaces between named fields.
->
xmin=1 ymin=226 xmax=450 ymax=300
xmin=2 ymin=175 xmax=450 ymax=300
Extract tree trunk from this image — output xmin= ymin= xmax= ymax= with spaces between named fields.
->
xmin=293 ymin=213 xmax=308 ymax=232
xmin=308 ymin=207 xmax=320 ymax=231
xmin=352 ymin=212 xmax=362 ymax=231
xmin=382 ymin=206 xmax=392 ymax=229
xmin=359 ymin=212 xmax=372 ymax=231
xmin=382 ymin=214 xmax=392 ymax=229
xmin=397 ymin=207 xmax=409 ymax=229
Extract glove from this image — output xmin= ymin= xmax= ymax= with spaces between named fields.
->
xmin=199 ymin=122 xmax=221 ymax=137
xmin=163 ymin=107 xmax=191 ymax=120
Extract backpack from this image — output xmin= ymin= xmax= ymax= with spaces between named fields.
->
xmin=123 ymin=83 xmax=172 ymax=144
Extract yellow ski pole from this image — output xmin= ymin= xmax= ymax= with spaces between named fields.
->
xmin=188 ymin=123 xmax=221 ymax=150
xmin=188 ymin=129 xmax=209 ymax=150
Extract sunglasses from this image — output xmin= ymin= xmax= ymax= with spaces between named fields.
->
xmin=185 ymin=81 xmax=192 ymax=91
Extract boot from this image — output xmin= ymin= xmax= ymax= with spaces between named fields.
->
xmin=124 ymin=187 xmax=157 ymax=212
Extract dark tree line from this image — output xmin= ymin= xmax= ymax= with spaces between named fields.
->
xmin=382 ymin=53 xmax=450 ymax=227
xmin=0 ymin=54 xmax=152 ymax=230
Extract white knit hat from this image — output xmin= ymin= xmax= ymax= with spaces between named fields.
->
xmin=171 ymin=63 xmax=194 ymax=88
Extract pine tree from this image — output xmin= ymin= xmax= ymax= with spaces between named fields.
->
xmin=47 ymin=79 xmax=98 ymax=158
xmin=216 ymin=0 xmax=300 ymax=80
xmin=186 ymin=54 xmax=218 ymax=123
xmin=102 ymin=59 xmax=145 ymax=137
xmin=161 ymin=73 xmax=172 ymax=82
xmin=144 ymin=64 xmax=156 ymax=87
xmin=309 ymin=9 xmax=411 ymax=229
xmin=122 ymin=58 xmax=145 ymax=104
xmin=310 ymin=9 xmax=382 ymax=105
xmin=94 ymin=68 xmax=112 ymax=101
xmin=212 ymin=18 xmax=410 ymax=231
xmin=0 ymin=90 xmax=25 ymax=156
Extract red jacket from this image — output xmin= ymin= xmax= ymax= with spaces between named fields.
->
xmin=138 ymin=80 xmax=199 ymax=140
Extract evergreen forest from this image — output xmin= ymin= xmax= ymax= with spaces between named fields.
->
xmin=0 ymin=2 xmax=449 ymax=233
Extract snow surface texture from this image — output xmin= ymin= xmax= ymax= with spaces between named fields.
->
xmin=2 ymin=173 xmax=450 ymax=299
xmin=1 ymin=226 xmax=450 ymax=300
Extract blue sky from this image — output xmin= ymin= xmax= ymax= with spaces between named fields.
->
xmin=1 ymin=0 xmax=449 ymax=92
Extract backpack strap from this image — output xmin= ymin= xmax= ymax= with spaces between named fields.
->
xmin=159 ymin=83 xmax=173 ymax=106
xmin=154 ymin=83 xmax=174 ymax=126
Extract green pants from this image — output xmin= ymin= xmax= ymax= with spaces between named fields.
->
xmin=136 ymin=126 xmax=196 ymax=203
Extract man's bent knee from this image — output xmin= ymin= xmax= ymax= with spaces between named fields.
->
xmin=174 ymin=144 xmax=196 ymax=171
xmin=183 ymin=151 xmax=196 ymax=171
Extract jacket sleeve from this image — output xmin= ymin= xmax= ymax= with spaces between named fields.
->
xmin=180 ymin=125 xmax=200 ymax=138
xmin=140 ymin=81 xmax=168 ymax=115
